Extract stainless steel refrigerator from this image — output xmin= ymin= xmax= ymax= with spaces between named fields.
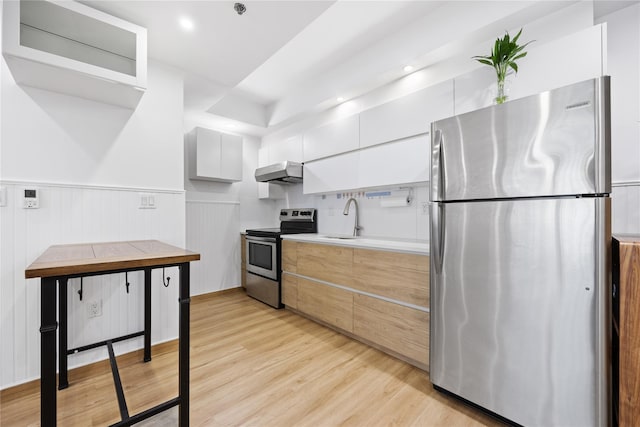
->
xmin=429 ymin=77 xmax=611 ymax=426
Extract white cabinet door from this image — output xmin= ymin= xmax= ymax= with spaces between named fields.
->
xmin=195 ymin=127 xmax=222 ymax=178
xmin=220 ymin=133 xmax=243 ymax=182
xmin=303 ymin=115 xmax=359 ymax=162
xmin=190 ymin=127 xmax=242 ymax=182
xmin=360 ymin=80 xmax=454 ymax=148
xmin=269 ymin=135 xmax=303 ymax=163
xmin=358 ymin=134 xmax=429 ymax=189
xmin=303 ymin=152 xmax=359 ymax=194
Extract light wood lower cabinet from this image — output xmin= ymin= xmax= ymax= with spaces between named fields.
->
xmin=297 ymin=277 xmax=353 ymax=333
xmin=297 ymin=242 xmax=354 ymax=287
xmin=282 ymin=239 xmax=429 ymax=369
xmin=282 ymin=240 xmax=297 ymax=273
xmin=353 ymin=294 xmax=429 ymax=368
xmin=282 ymin=273 xmax=298 ymax=309
xmin=353 ymin=248 xmax=429 ymax=307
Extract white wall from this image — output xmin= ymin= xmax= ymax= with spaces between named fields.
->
xmin=262 ymin=2 xmax=594 ymax=147
xmin=268 ymin=5 xmax=640 ymax=239
xmin=284 ymin=184 xmax=430 ymax=241
xmin=183 ymin=116 xmax=278 ymax=296
xmin=598 ymin=4 xmax=640 ymax=234
xmin=0 ymin=59 xmax=187 ymax=389
xmin=265 ymin=5 xmax=607 ymax=242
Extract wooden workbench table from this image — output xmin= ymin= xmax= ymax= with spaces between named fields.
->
xmin=25 ymin=240 xmax=200 ymax=427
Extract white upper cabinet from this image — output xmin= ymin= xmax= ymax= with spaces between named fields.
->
xmin=303 ymin=114 xmax=359 ymax=162
xmin=219 ymin=133 xmax=243 ymax=182
xmin=268 ymin=135 xmax=303 ymax=164
xmin=359 ymin=80 xmax=454 ymax=148
xmin=455 ymin=25 xmax=605 ymax=115
xmin=2 ymin=0 xmax=147 ymax=108
xmin=303 ymin=135 xmax=429 ymax=195
xmin=188 ymin=127 xmax=243 ymax=183
xmin=358 ymin=134 xmax=430 ymax=189
xmin=303 ymin=152 xmax=359 ymax=194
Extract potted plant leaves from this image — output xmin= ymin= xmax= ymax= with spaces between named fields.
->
xmin=472 ymin=28 xmax=533 ymax=104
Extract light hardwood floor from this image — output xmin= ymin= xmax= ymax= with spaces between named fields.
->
xmin=0 ymin=289 xmax=504 ymax=426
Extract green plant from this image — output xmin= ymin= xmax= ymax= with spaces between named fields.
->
xmin=472 ymin=28 xmax=533 ymax=103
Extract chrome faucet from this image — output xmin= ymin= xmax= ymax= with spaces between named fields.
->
xmin=343 ymin=198 xmax=362 ymax=237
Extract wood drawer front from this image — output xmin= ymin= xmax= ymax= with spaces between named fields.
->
xmin=297 ymin=242 xmax=353 ymax=287
xmin=353 ymin=294 xmax=429 ymax=367
xmin=297 ymin=277 xmax=353 ymax=333
xmin=353 ymin=249 xmax=429 ymax=307
xmin=282 ymin=240 xmax=297 ymax=273
xmin=619 ymin=240 xmax=640 ymax=427
xmin=282 ymin=273 xmax=298 ymax=309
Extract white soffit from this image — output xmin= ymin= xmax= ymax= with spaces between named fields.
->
xmin=235 ymin=1 xmax=445 ymax=105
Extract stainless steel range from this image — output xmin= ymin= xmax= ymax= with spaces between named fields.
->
xmin=245 ymin=208 xmax=317 ymax=308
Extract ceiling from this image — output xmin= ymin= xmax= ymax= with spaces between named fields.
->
xmin=83 ymin=0 xmax=638 ymax=137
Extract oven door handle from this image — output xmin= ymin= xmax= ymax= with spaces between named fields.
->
xmin=246 ymin=235 xmax=277 ymax=243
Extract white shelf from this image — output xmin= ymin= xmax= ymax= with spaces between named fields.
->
xmin=2 ymin=0 xmax=147 ymax=108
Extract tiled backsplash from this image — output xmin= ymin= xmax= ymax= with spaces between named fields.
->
xmin=277 ymin=184 xmax=430 ymax=242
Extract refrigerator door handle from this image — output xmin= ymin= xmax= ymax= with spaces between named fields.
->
xmin=431 ymin=128 xmax=445 ymax=202
xmin=431 ymin=202 xmax=445 ymax=275
xmin=437 ymin=130 xmax=445 ymax=201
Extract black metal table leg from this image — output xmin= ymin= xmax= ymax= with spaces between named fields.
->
xmin=58 ymin=277 xmax=69 ymax=390
xmin=144 ymin=268 xmax=152 ymax=362
xmin=40 ymin=277 xmax=58 ymax=426
xmin=178 ymin=263 xmax=190 ymax=426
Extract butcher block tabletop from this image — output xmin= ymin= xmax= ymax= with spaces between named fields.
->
xmin=25 ymin=240 xmax=200 ymax=279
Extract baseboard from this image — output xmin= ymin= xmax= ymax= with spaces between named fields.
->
xmin=191 ymin=287 xmax=244 ymax=303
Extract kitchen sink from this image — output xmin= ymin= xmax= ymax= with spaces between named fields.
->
xmin=320 ymin=234 xmax=357 ymax=240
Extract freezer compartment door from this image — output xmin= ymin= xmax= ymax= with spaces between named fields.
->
xmin=430 ymin=197 xmax=610 ymax=427
xmin=430 ymin=76 xmax=610 ymax=202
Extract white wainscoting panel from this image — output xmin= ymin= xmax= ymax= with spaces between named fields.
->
xmin=186 ymin=200 xmax=241 ymax=296
xmin=612 ymin=183 xmax=640 ymax=235
xmin=0 ymin=181 xmax=186 ymax=389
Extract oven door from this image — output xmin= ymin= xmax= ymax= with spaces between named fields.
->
xmin=245 ymin=235 xmax=278 ymax=281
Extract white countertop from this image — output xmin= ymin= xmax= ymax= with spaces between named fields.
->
xmin=282 ymin=233 xmax=429 ymax=255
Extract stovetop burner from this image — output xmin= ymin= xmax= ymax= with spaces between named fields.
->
xmin=246 ymin=208 xmax=317 ymax=237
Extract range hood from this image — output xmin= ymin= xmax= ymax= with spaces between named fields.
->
xmin=255 ymin=161 xmax=303 ymax=183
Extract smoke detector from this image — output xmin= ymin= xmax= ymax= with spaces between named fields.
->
xmin=234 ymin=3 xmax=246 ymax=15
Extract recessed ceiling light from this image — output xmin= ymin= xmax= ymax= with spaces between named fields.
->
xmin=337 ymin=97 xmax=345 ymax=103
xmin=225 ymin=123 xmax=237 ymax=129
xmin=179 ymin=17 xmax=194 ymax=32
xmin=403 ymin=65 xmax=414 ymax=72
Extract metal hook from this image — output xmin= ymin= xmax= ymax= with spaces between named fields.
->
xmin=163 ymin=268 xmax=170 ymax=288
xmin=77 ymin=277 xmax=83 ymax=301
xmin=125 ymin=272 xmax=130 ymax=294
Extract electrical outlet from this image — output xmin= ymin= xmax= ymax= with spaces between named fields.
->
xmin=88 ymin=300 xmax=102 ymax=318
xmin=421 ymin=202 xmax=429 ymax=215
